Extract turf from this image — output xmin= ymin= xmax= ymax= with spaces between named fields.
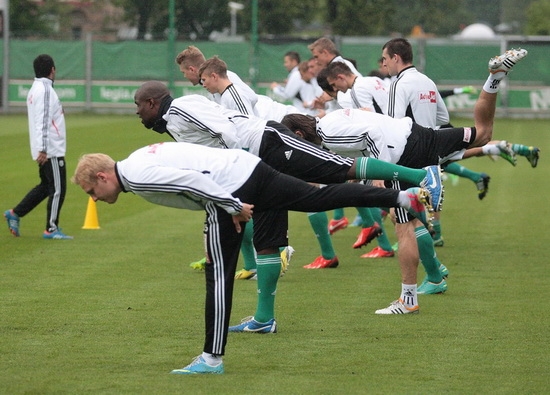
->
xmin=1 ymin=114 xmax=549 ymax=394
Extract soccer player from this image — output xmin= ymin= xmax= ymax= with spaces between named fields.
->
xmin=71 ymin=141 xmax=433 ymax=374
xmin=281 ymin=47 xmax=529 ymax=313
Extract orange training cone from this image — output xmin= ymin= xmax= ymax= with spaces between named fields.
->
xmin=82 ymin=197 xmax=100 ymax=229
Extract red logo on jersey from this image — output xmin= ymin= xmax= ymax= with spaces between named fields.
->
xmin=343 ymin=108 xmax=351 ymax=116
xmin=147 ymin=142 xmax=164 ymax=153
xmin=418 ymin=91 xmax=437 ymax=103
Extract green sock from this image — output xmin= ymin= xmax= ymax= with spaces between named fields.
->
xmin=255 ymin=253 xmax=280 ymax=323
xmin=511 ymin=143 xmax=530 ymax=156
xmin=240 ymin=218 xmax=257 ymax=271
xmin=432 ymin=218 xmax=442 ymax=240
xmin=367 ymin=207 xmax=393 ymax=252
xmin=356 ymin=206 xmax=375 ymax=227
xmin=307 ymin=212 xmax=336 ymax=259
xmin=355 ymin=157 xmax=425 ymax=185
xmin=443 ymin=162 xmax=481 ymax=183
xmin=333 ymin=208 xmax=345 ymax=220
xmin=415 ymin=226 xmax=443 ymax=283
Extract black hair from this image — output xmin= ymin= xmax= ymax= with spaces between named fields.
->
xmin=33 ymin=54 xmax=55 ymax=78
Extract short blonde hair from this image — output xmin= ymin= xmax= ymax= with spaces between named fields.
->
xmin=71 ymin=153 xmax=115 ymax=187
xmin=175 ymin=45 xmax=206 ymax=68
xmin=308 ymin=37 xmax=338 ymax=55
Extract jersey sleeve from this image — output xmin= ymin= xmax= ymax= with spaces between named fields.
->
xmin=29 ymin=85 xmax=50 ymax=154
xmin=435 ymin=91 xmax=450 ymax=127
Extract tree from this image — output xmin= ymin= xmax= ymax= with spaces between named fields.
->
xmin=389 ymin=0 xmax=472 ymax=36
xmin=111 ymin=0 xmax=165 ymax=39
xmin=327 ymin=0 xmax=395 ymax=36
xmin=525 ymin=0 xmax=550 ymax=34
xmin=240 ymin=0 xmax=319 ymax=36
xmin=8 ymin=0 xmax=66 ymax=38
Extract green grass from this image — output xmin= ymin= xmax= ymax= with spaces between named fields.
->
xmin=1 ymin=114 xmax=549 ymax=394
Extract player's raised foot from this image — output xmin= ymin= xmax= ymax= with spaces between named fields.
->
xmin=352 ymin=223 xmax=383 ymax=249
xmin=303 ymin=255 xmax=339 ymax=269
xmin=498 ymin=141 xmax=517 ymax=166
xmin=280 ymin=245 xmax=295 ymax=277
xmin=420 ymin=165 xmax=444 ymax=211
xmin=360 ymin=246 xmax=394 ymax=258
xmin=170 ymin=355 xmax=224 ymax=375
xmin=404 ymin=187 xmax=434 ymax=230
xmin=328 ymin=217 xmax=348 ymax=235
xmin=375 ymin=299 xmax=419 ymax=315
xmin=488 ymin=48 xmax=528 ymax=76
xmin=4 ymin=209 xmax=20 ymax=237
xmin=235 ymin=268 xmax=257 ymax=280
xmin=189 ymin=257 xmax=206 ymax=271
xmin=525 ymin=147 xmax=540 ymax=168
xmin=417 ymin=278 xmax=448 ymax=295
xmin=476 ymin=173 xmax=491 ymax=200
xmin=439 ymin=263 xmax=449 ymax=278
xmin=433 ymin=236 xmax=444 ymax=247
xmin=43 ymin=229 xmax=73 ymax=239
xmin=228 ymin=316 xmax=277 ymax=333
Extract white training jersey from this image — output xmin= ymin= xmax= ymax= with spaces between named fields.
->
xmin=346 ymin=76 xmax=389 ymax=114
xmin=116 ymin=142 xmax=260 ymax=215
xmin=254 ymin=95 xmax=302 ymax=122
xmin=317 ymin=108 xmax=412 ymax=164
xmin=220 ymin=109 xmax=267 ymax=157
xmin=220 ymin=83 xmax=257 ymax=115
xmin=27 ymin=77 xmax=66 ymax=159
xmin=387 ymin=66 xmax=449 ymax=128
xmin=164 ymin=95 xmax=242 ymax=149
xmin=164 ymin=94 xmax=266 ymax=156
xmin=272 ymin=66 xmax=306 ymax=110
xmin=209 ymin=70 xmax=257 ymax=108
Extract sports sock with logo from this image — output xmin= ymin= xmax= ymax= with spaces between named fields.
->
xmin=400 ymin=284 xmax=418 ymax=308
xmin=355 ymin=157 xmax=425 ymax=186
xmin=254 ymin=253 xmax=281 ymax=323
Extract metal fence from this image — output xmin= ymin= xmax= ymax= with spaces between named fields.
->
xmin=1 ymin=35 xmax=549 ymax=116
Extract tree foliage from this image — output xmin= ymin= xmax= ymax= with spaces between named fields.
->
xmin=239 ymin=0 xmax=319 ymax=36
xmin=525 ymin=0 xmax=550 ymax=34
xmin=8 ymin=0 xmax=69 ymax=38
xmin=6 ymin=0 xmax=548 ymax=40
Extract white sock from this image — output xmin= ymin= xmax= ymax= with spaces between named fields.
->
xmin=482 ymin=143 xmax=500 ymax=155
xmin=400 ymin=284 xmax=418 ymax=307
xmin=483 ymin=74 xmax=505 ymax=94
xmin=397 ymin=191 xmax=411 ymax=210
xmin=202 ymin=352 xmax=222 ymax=366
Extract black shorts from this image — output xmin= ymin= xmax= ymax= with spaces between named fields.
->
xmin=390 ymin=123 xmax=476 ymax=223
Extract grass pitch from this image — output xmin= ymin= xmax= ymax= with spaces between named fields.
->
xmin=1 ymin=113 xmax=549 ymax=394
